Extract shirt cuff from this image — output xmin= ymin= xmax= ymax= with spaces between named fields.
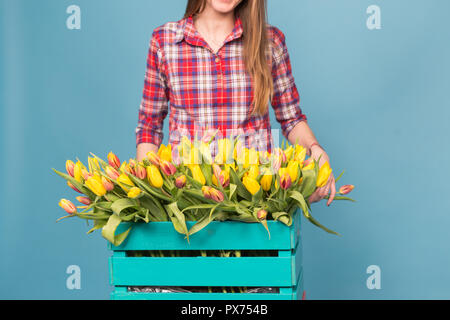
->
xmin=136 ymin=128 xmax=163 ymax=147
xmin=282 ymin=114 xmax=307 ymax=140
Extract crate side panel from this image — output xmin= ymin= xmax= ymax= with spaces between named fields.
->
xmin=111 ymin=256 xmax=293 ymax=287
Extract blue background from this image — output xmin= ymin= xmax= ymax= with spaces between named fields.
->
xmin=1 ymin=0 xmax=449 ymax=299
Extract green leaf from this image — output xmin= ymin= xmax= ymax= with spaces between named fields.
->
xmin=187 ymin=211 xmax=227 ymax=236
xmin=200 ymin=162 xmax=212 ymax=185
xmin=325 ymin=195 xmax=356 ymax=202
xmin=299 ymin=169 xmax=317 ymax=198
xmin=101 ymin=214 xmax=132 ymax=246
xmin=302 ymin=210 xmax=340 ymax=236
xmin=289 ymin=190 xmax=308 ymax=214
xmin=229 ymin=183 xmax=237 ymax=200
xmin=334 ymin=169 xmax=345 ymax=183
xmin=87 ymin=219 xmax=107 ymax=234
xmin=229 ymin=167 xmax=252 ymax=201
xmin=272 ymin=212 xmax=292 ymax=226
xmin=111 ymin=198 xmax=138 ymax=215
xmin=165 ymin=202 xmax=189 ymax=240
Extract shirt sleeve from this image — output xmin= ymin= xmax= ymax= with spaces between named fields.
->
xmin=135 ymin=31 xmax=169 ymax=147
xmin=270 ymin=26 xmax=307 ymax=140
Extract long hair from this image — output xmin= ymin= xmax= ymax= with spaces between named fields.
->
xmin=184 ymin=0 xmax=273 ymax=116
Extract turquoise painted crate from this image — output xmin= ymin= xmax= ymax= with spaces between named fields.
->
xmin=109 ymin=211 xmax=303 ymax=300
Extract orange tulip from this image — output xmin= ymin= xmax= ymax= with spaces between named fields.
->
xmin=102 ymin=176 xmax=114 ymax=192
xmin=105 ymin=165 xmax=120 ymax=180
xmin=76 ymin=196 xmax=92 ymax=205
xmin=147 ymin=151 xmax=161 ymax=166
xmin=66 ymin=160 xmax=75 ymax=177
xmin=339 ymin=184 xmax=355 ymax=195
xmin=257 ymin=209 xmax=268 ymax=220
xmin=135 ymin=163 xmax=147 ymax=179
xmin=67 ymin=181 xmax=82 ymax=193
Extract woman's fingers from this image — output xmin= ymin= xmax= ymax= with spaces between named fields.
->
xmin=327 ymin=176 xmax=336 ymax=206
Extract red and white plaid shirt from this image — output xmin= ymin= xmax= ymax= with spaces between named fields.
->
xmin=136 ymin=14 xmax=307 ymax=154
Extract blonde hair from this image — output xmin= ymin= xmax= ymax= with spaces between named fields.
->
xmin=184 ymin=0 xmax=273 ymax=116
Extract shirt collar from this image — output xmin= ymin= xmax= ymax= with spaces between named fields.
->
xmin=174 ymin=14 xmax=243 ymax=46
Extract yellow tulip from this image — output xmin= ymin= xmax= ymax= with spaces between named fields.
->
xmin=260 ymin=169 xmax=273 ymax=191
xmin=284 ymin=145 xmax=294 ymax=161
xmin=302 ymin=159 xmax=315 ymax=171
xmin=119 ymin=160 xmax=128 ymax=173
xmin=188 ymin=164 xmax=206 ymax=185
xmin=147 ymin=165 xmax=164 ymax=188
xmin=117 ymin=173 xmax=135 ymax=192
xmin=158 ymin=144 xmax=172 ymax=162
xmin=85 ymin=176 xmax=107 ymax=196
xmin=245 ymin=164 xmax=259 ymax=180
xmin=127 ymin=187 xmax=142 ymax=198
xmin=287 ymin=160 xmax=299 ymax=182
xmin=73 ymin=161 xmax=84 ymax=182
xmin=294 ymin=145 xmax=307 ymax=164
xmin=316 ymin=161 xmax=332 ymax=188
xmin=242 ymin=176 xmax=260 ymax=195
xmin=224 ymin=162 xmax=236 ymax=172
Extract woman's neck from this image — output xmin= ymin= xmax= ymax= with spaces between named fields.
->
xmin=193 ymin=7 xmax=236 ymax=39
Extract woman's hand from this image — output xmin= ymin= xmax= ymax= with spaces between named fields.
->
xmin=307 ymin=145 xmax=336 ymax=206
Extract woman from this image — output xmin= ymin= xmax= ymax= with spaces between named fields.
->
xmin=136 ymin=0 xmax=336 ymax=205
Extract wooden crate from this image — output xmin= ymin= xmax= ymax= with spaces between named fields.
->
xmin=109 ymin=211 xmax=303 ymax=300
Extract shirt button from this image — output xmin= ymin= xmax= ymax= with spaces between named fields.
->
xmin=215 ymin=57 xmax=220 ymax=63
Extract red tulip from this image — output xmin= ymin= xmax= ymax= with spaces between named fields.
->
xmin=107 ymin=152 xmax=121 ymax=169
xmin=280 ymin=173 xmax=292 ymax=190
xmin=160 ymin=160 xmax=176 ymax=176
xmin=175 ymin=175 xmax=186 ymax=188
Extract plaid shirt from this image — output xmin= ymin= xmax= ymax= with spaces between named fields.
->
xmin=136 ymin=14 xmax=307 ymax=154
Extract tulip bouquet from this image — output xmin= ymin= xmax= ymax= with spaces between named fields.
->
xmin=54 ymin=135 xmax=354 ymax=246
